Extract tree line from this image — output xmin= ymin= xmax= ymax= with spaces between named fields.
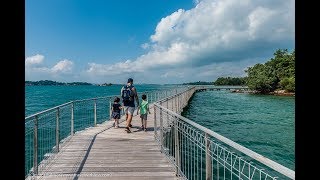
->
xmin=213 ymin=77 xmax=247 ymax=86
xmin=213 ymin=49 xmax=295 ymax=93
xmin=25 ymin=80 xmax=93 ymax=86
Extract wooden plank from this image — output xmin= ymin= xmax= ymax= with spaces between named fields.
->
xmin=32 ymin=104 xmax=177 ymax=179
xmin=40 ymin=167 xmax=175 ymax=172
xmin=37 ymin=171 xmax=176 ymax=176
xmin=33 ymin=176 xmax=178 ymax=180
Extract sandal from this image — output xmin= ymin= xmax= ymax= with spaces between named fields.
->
xmin=125 ymin=127 xmax=131 ymax=133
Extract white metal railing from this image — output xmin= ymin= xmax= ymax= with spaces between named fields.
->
xmin=24 ymin=87 xmax=187 ymax=178
xmin=153 ymin=86 xmax=295 ymax=180
xmin=25 ymin=85 xmax=295 ymax=179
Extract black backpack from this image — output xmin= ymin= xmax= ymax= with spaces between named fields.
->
xmin=122 ymin=85 xmax=133 ymax=102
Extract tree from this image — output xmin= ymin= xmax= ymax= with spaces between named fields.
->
xmin=245 ymin=49 xmax=295 ymax=93
xmin=213 ymin=77 xmax=247 ymax=86
xmin=246 ymin=64 xmax=278 ymax=93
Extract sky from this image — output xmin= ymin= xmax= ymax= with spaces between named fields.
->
xmin=26 ymin=0 xmax=295 ymax=84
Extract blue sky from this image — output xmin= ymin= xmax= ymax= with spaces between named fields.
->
xmin=26 ymin=0 xmax=295 ymax=84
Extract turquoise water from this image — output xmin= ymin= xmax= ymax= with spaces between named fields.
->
xmin=182 ymin=90 xmax=295 ymax=170
xmin=25 ymin=84 xmax=179 ymax=116
xmin=25 ymin=85 xmax=294 ymax=173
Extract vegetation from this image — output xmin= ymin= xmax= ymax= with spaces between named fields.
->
xmin=182 ymin=81 xmax=213 ymax=85
xmin=213 ymin=77 xmax=247 ymax=86
xmin=245 ymin=49 xmax=295 ymax=93
xmin=100 ymin=83 xmax=112 ymax=86
xmin=212 ymin=49 xmax=295 ymax=94
xmin=25 ymin=80 xmax=93 ymax=86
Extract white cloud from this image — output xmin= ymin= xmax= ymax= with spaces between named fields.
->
xmin=161 ymin=71 xmax=185 ymax=78
xmin=86 ymin=60 xmax=144 ymax=76
xmin=25 ymin=55 xmax=75 ymax=81
xmin=193 ymin=0 xmax=202 ymax=5
xmin=27 ymin=0 xmax=294 ymax=84
xmin=25 ymin=54 xmax=44 ymax=66
xmin=86 ymin=0 xmax=294 ymax=78
xmin=141 ymin=43 xmax=150 ymax=49
xmin=51 ymin=59 xmax=73 ymax=73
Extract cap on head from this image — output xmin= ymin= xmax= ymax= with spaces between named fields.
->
xmin=127 ymin=78 xmax=133 ymax=83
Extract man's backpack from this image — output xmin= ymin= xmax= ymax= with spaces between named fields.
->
xmin=122 ymin=85 xmax=133 ymax=102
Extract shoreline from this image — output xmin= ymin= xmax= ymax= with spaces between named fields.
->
xmin=231 ymin=89 xmax=295 ymax=96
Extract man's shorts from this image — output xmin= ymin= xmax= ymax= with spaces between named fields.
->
xmin=140 ymin=114 xmax=147 ymax=120
xmin=124 ymin=106 xmax=135 ymax=115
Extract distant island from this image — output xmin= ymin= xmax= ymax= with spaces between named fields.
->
xmin=25 ymin=80 xmax=114 ymax=86
xmin=214 ymin=49 xmax=295 ymax=96
xmin=182 ymin=81 xmax=213 ymax=85
xmin=100 ymin=83 xmax=112 ymax=86
xmin=213 ymin=77 xmax=247 ymax=86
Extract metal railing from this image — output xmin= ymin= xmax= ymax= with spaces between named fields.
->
xmin=153 ymin=87 xmax=295 ymax=180
xmin=25 ymin=86 xmax=187 ymax=178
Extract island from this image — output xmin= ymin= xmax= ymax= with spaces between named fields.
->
xmin=182 ymin=81 xmax=213 ymax=85
xmin=213 ymin=49 xmax=295 ymax=96
xmin=25 ymin=80 xmax=93 ymax=86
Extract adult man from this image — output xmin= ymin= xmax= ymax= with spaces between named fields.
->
xmin=121 ymin=78 xmax=139 ymax=133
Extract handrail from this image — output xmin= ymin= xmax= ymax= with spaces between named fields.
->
xmin=25 ymin=88 xmax=179 ymax=120
xmin=25 ymin=87 xmax=185 ymax=178
xmin=25 ymin=85 xmax=294 ymax=179
xmin=25 ymin=101 xmax=72 ymax=120
xmin=154 ymin=102 xmax=295 ymax=179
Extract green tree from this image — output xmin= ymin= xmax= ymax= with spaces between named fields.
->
xmin=245 ymin=49 xmax=295 ymax=93
xmin=213 ymin=77 xmax=247 ymax=86
xmin=279 ymin=77 xmax=295 ymax=92
xmin=246 ymin=64 xmax=278 ymax=93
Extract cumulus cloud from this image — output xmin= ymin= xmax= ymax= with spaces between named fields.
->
xmin=51 ymin=60 xmax=74 ymax=73
xmin=87 ymin=0 xmax=294 ymax=78
xmin=193 ymin=0 xmax=202 ymax=5
xmin=25 ymin=54 xmax=44 ymax=66
xmin=161 ymin=71 xmax=185 ymax=78
xmin=141 ymin=43 xmax=150 ymax=49
xmin=86 ymin=59 xmax=144 ymax=76
xmin=25 ymin=55 xmax=75 ymax=81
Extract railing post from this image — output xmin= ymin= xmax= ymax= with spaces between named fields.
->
xmin=56 ymin=107 xmax=60 ymax=153
xmin=171 ymin=93 xmax=174 ymax=111
xmin=166 ymin=91 xmax=168 ymax=109
xmin=174 ymin=116 xmax=180 ymax=176
xmin=71 ymin=102 xmax=74 ymax=136
xmin=205 ymin=133 xmax=212 ymax=180
xmin=175 ymin=94 xmax=177 ymax=113
xmin=154 ymin=105 xmax=157 ymax=138
xmin=109 ymin=98 xmax=113 ymax=120
xmin=33 ymin=115 xmax=38 ymax=175
xmin=94 ymin=99 xmax=97 ymax=126
xmin=155 ymin=92 xmax=157 ymax=101
xmin=178 ymin=94 xmax=180 ymax=113
xmin=159 ymin=101 xmax=163 ymax=153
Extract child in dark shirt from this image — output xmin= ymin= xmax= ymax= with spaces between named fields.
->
xmin=111 ymin=97 xmax=122 ymax=128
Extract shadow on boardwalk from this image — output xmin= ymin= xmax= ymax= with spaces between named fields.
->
xmin=32 ymin=105 xmax=178 ymax=180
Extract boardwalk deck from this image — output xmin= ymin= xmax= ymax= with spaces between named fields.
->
xmin=33 ymin=104 xmax=178 ymax=180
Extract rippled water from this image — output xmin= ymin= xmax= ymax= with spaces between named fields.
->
xmin=182 ymin=90 xmax=295 ymax=170
xmin=25 ymin=84 xmax=180 ymax=116
xmin=25 ymin=85 xmax=295 ymax=172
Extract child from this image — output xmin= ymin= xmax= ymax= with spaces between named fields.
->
xmin=137 ymin=94 xmax=151 ymax=131
xmin=111 ymin=97 xmax=122 ymax=128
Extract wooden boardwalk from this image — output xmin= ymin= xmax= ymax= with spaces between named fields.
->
xmin=33 ymin=104 xmax=178 ymax=180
